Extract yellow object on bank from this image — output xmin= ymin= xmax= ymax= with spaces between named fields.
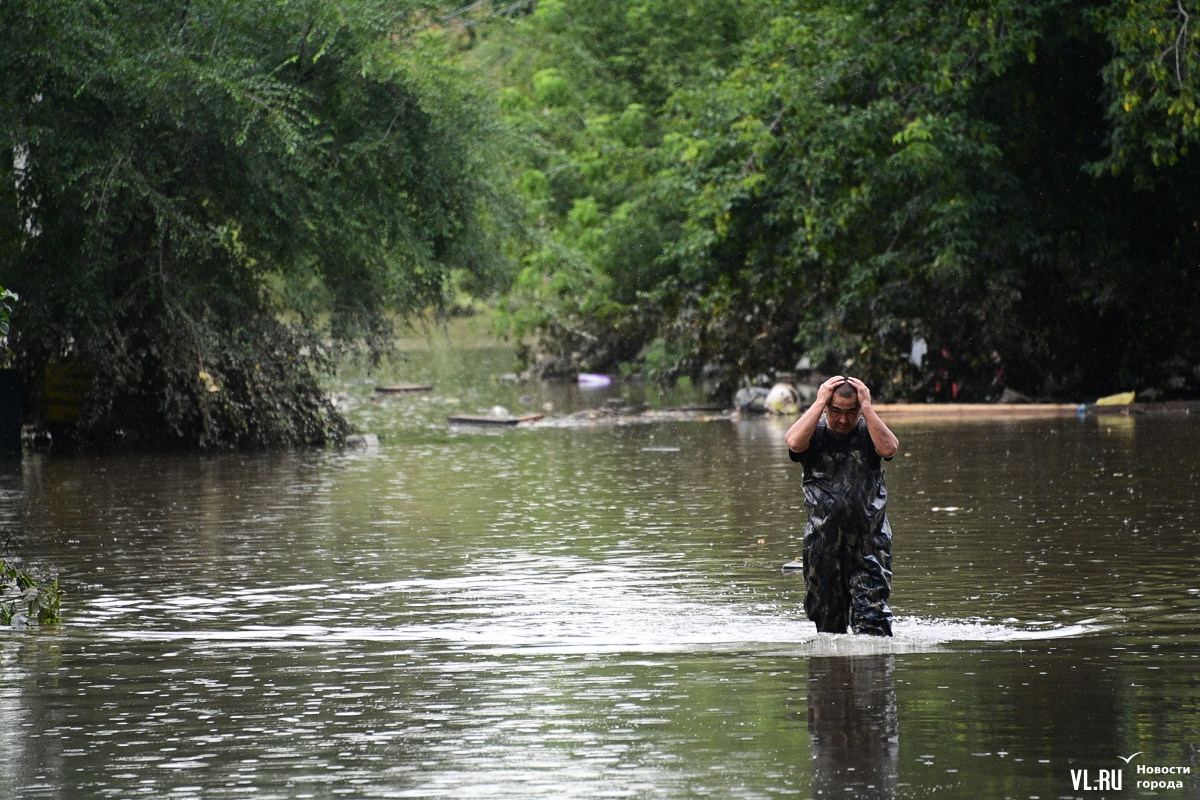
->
xmin=1095 ymin=391 xmax=1136 ymax=406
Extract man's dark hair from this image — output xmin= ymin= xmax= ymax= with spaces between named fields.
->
xmin=832 ymin=380 xmax=858 ymax=400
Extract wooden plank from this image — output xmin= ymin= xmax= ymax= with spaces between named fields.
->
xmin=374 ymin=384 xmax=433 ymax=393
xmin=1089 ymin=400 xmax=1200 ymax=414
xmin=872 ymin=403 xmax=1079 ymax=416
xmin=872 ymin=401 xmax=1200 ymax=419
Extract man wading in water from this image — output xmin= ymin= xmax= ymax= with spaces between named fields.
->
xmin=785 ymin=376 xmax=899 ymax=636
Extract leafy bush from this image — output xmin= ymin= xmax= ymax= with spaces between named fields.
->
xmin=1 ymin=559 xmax=62 ymax=626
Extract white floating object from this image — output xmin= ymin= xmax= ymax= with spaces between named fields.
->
xmin=764 ymin=383 xmax=799 ymax=415
xmin=577 ymin=373 xmax=612 ymax=388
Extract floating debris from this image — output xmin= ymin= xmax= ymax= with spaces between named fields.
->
xmin=1095 ymin=390 xmax=1136 ymax=406
xmin=764 ymin=383 xmax=800 ymax=415
xmin=374 ymin=384 xmax=433 ymax=394
xmin=640 ymin=446 xmax=681 ymax=452
xmin=344 ymin=433 xmax=379 ymax=449
xmin=448 ymin=414 xmax=544 ymax=427
xmin=783 ymin=557 xmax=804 ymax=571
xmin=734 ymin=386 xmax=769 ymax=413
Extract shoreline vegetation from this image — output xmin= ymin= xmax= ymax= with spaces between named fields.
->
xmin=463 ymin=0 xmax=1200 ymax=407
xmin=3 ymin=0 xmax=1200 ymax=451
xmin=1 ymin=557 xmax=62 ymax=627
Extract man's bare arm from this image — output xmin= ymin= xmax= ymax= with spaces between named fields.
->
xmin=785 ymin=376 xmax=843 ymax=453
xmin=846 ymin=377 xmax=899 ymax=459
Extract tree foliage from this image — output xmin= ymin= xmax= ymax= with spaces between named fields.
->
xmin=0 ymin=0 xmax=510 ymax=448
xmin=459 ymin=0 xmax=748 ymax=377
xmin=476 ymin=0 xmax=1200 ymax=401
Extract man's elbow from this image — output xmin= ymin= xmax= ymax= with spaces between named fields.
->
xmin=785 ymin=433 xmax=807 ymax=453
xmin=877 ymin=440 xmax=899 ymax=459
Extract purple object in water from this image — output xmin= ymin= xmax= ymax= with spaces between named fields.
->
xmin=577 ymin=373 xmax=612 ymax=388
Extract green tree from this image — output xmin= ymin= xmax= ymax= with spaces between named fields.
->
xmin=481 ymin=0 xmax=1200 ymax=401
xmin=0 ymin=0 xmax=511 ymax=448
xmin=1099 ymin=0 xmax=1200 ymax=175
xmin=460 ymin=0 xmax=749 ymax=377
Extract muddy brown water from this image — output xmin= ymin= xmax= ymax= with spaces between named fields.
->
xmin=2 ymin=342 xmax=1199 ymax=799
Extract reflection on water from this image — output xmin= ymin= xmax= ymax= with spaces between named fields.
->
xmin=1 ymin=342 xmax=1200 ymax=798
xmin=808 ymin=656 xmax=897 ymax=799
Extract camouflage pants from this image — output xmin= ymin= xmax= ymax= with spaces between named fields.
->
xmin=802 ymin=517 xmax=893 ymax=636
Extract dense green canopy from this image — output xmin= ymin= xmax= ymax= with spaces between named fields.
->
xmin=0 ymin=0 xmax=508 ymax=447
xmin=475 ymin=0 xmax=1200 ymax=401
xmin=5 ymin=0 xmax=1200 ymax=451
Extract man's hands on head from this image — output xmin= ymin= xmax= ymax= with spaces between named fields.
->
xmin=845 ymin=377 xmax=899 ymax=458
xmin=788 ymin=374 xmax=896 ymax=455
xmin=814 ymin=375 xmax=845 ymax=408
xmin=845 ymin=377 xmax=872 ymax=410
xmin=787 ymin=376 xmax=846 ymax=453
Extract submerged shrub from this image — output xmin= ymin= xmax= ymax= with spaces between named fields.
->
xmin=1 ymin=559 xmax=62 ymax=626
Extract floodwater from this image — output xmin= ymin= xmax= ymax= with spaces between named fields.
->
xmin=2 ymin=335 xmax=1199 ymax=800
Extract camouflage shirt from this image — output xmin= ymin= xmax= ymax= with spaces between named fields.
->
xmin=789 ymin=418 xmax=889 ymax=513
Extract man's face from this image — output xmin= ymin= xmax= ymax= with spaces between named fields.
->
xmin=825 ymin=393 xmax=860 ymax=436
